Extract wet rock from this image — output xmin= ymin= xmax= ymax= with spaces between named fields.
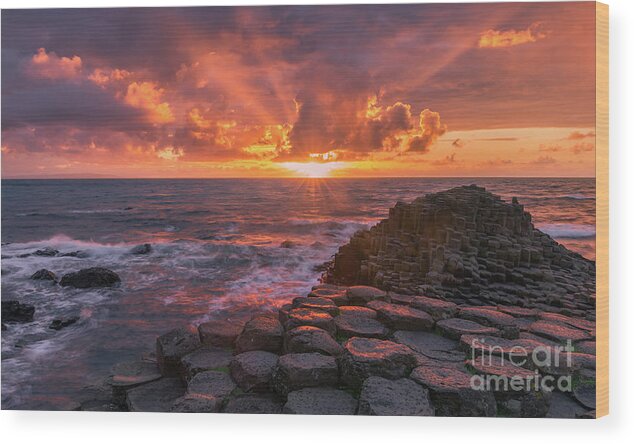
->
xmin=49 ymin=317 xmax=79 ymax=330
xmin=59 ymin=267 xmax=121 ymax=288
xmin=272 ymin=352 xmax=338 ymax=395
xmin=107 ymin=360 xmax=162 ymax=406
xmin=528 ymin=320 xmax=592 ymax=342
xmin=347 ymin=286 xmax=388 ymax=305
xmin=410 ymin=296 xmax=458 ymax=321
xmin=458 ymin=307 xmax=520 ymax=339
xmin=335 ymin=314 xmax=389 ymax=339
xmin=393 ymin=330 xmax=463 ymax=362
xmin=34 ymin=247 xmax=59 ymax=257
xmin=284 ymin=326 xmax=343 ymax=356
xmin=283 ymin=308 xmax=336 ymax=336
xmin=1 ymin=300 xmax=35 ymax=323
xmin=126 ymin=377 xmax=186 ymax=412
xmin=180 ymin=348 xmax=233 ymax=381
xmin=410 ymin=365 xmax=496 ymax=416
xmin=309 ymin=285 xmax=349 ymax=306
xmin=30 ymin=268 xmax=57 ymax=281
xmin=280 ymin=240 xmax=298 ymax=248
xmin=58 ymin=250 xmax=88 ymax=258
xmin=230 ymin=350 xmax=278 ymax=392
xmin=283 ymin=387 xmax=358 ymax=415
xmin=367 ymin=301 xmax=434 ymax=331
xmin=547 ymin=391 xmax=590 ymax=418
xmin=170 ymin=394 xmax=221 ymax=412
xmin=573 ymin=384 xmax=596 ymax=410
xmin=235 ymin=314 xmax=283 ymax=353
xmin=187 ymin=370 xmax=236 ymax=400
xmin=156 ymin=328 xmax=201 ymax=376
xmin=292 ymin=296 xmax=339 ymax=317
xmin=436 ymin=318 xmax=500 ymax=340
xmin=223 ymin=394 xmax=284 ymax=414
xmin=358 ymin=377 xmax=434 ymax=416
xmin=339 ymin=337 xmax=417 ymax=388
xmin=130 ymin=243 xmax=152 ymax=255
xmin=198 ymin=319 xmax=244 ymax=348
xmin=338 ymin=305 xmax=377 ymax=318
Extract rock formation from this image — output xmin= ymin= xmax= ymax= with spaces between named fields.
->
xmin=325 ymin=185 xmax=595 ymax=319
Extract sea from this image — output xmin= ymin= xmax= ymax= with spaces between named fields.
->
xmin=0 ymin=178 xmax=595 ymax=409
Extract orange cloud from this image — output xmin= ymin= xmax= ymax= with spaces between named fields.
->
xmin=28 ymin=48 xmax=82 ymax=79
xmin=408 ymin=109 xmax=447 ymax=152
xmin=89 ymin=68 xmax=131 ymax=87
xmin=478 ymin=23 xmax=547 ymax=48
xmin=566 ymin=131 xmax=595 ymax=140
xmin=123 ymin=81 xmax=174 ymax=124
xmin=571 ymin=142 xmax=594 ymax=154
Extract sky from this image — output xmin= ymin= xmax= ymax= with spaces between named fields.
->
xmin=1 ymin=3 xmax=597 ymax=178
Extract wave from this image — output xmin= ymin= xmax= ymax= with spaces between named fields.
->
xmin=538 ymin=223 xmax=596 ymax=239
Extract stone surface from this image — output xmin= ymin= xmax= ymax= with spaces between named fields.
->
xmin=573 ymin=384 xmax=596 ymax=410
xmin=358 ymin=377 xmax=434 ymax=416
xmin=575 ymin=341 xmax=596 ymax=355
xmin=335 ymin=314 xmax=389 ymax=339
xmin=170 ymin=394 xmax=221 ymax=412
xmin=59 ymin=267 xmax=121 ymax=288
xmin=187 ymin=370 xmax=236 ymax=399
xmin=410 ymin=365 xmax=496 ymax=416
xmin=130 ymin=243 xmax=152 ymax=255
xmin=126 ymin=378 xmax=185 ymax=412
xmin=272 ymin=352 xmax=338 ymax=395
xmin=436 ymin=318 xmax=500 ymax=340
xmin=30 ymin=268 xmax=57 ymax=281
xmin=528 ymin=320 xmax=592 ymax=342
xmin=230 ymin=351 xmax=279 ymax=392
xmin=458 ymin=307 xmax=519 ymax=338
xmin=367 ymin=300 xmax=434 ymax=331
xmin=292 ymin=296 xmax=339 ymax=317
xmin=347 ymin=286 xmax=388 ymax=305
xmin=235 ymin=314 xmax=283 ymax=353
xmin=283 ymin=388 xmax=358 ymax=415
xmin=198 ymin=320 xmax=244 ymax=348
xmin=49 ymin=317 xmax=79 ymax=330
xmin=223 ymin=394 xmax=284 ymax=414
xmin=339 ymin=337 xmax=417 ymax=388
xmin=180 ymin=348 xmax=233 ymax=380
xmin=1 ymin=300 xmax=35 ymax=323
xmin=308 ymin=285 xmax=349 ymax=306
xmin=497 ymin=306 xmax=538 ymax=318
xmin=107 ymin=360 xmax=162 ymax=405
xmin=156 ymin=328 xmax=201 ymax=376
xmin=410 ymin=296 xmax=458 ymax=321
xmin=546 ymin=391 xmax=590 ymax=418
xmin=338 ymin=306 xmax=377 ymax=318
xmin=284 ymin=326 xmax=343 ymax=356
xmin=283 ymin=308 xmax=336 ymax=335
xmin=393 ymin=330 xmax=463 ymax=362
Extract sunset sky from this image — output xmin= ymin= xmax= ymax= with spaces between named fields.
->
xmin=1 ymin=3 xmax=597 ymax=178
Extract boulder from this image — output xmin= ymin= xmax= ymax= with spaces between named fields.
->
xmin=283 ymin=308 xmax=336 ymax=335
xmin=126 ymin=378 xmax=185 ymax=412
xmin=436 ymin=318 xmax=500 ymax=340
xmin=235 ymin=314 xmax=283 ymax=353
xmin=358 ymin=377 xmax=434 ymax=416
xmin=230 ymin=351 xmax=279 ymax=392
xmin=284 ymin=326 xmax=343 ymax=356
xmin=367 ymin=301 xmax=434 ymax=331
xmin=59 ymin=267 xmax=121 ymax=288
xmin=272 ymin=352 xmax=338 ymax=395
xmin=458 ymin=307 xmax=519 ymax=339
xmin=107 ymin=360 xmax=162 ymax=406
xmin=223 ymin=394 xmax=284 ymax=414
xmin=198 ymin=319 xmax=244 ymax=348
xmin=30 ymin=269 xmax=57 ymax=281
xmin=335 ymin=314 xmax=389 ymax=339
xmin=49 ymin=317 xmax=79 ymax=330
xmin=187 ymin=370 xmax=236 ymax=400
xmin=1 ymin=300 xmax=35 ymax=323
xmin=130 ymin=243 xmax=152 ymax=255
xmin=156 ymin=328 xmax=201 ymax=376
xmin=291 ymin=296 xmax=339 ymax=317
xmin=34 ymin=247 xmax=58 ymax=256
xmin=339 ymin=337 xmax=417 ymax=388
xmin=170 ymin=394 xmax=221 ymax=412
xmin=347 ymin=286 xmax=387 ymax=305
xmin=410 ymin=296 xmax=458 ymax=321
xmin=283 ymin=388 xmax=358 ymax=415
xmin=180 ymin=348 xmax=233 ymax=381
xmin=410 ymin=366 xmax=496 ymax=416
xmin=338 ymin=306 xmax=377 ymax=318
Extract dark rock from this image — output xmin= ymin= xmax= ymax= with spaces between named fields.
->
xmin=284 ymin=326 xmax=343 ymax=356
xmin=170 ymin=394 xmax=222 ymax=412
xmin=30 ymin=269 xmax=57 ymax=281
xmin=335 ymin=314 xmax=389 ymax=339
xmin=198 ymin=319 xmax=244 ymax=348
xmin=339 ymin=337 xmax=417 ymax=388
xmin=575 ymin=340 xmax=596 ymax=355
xmin=107 ymin=360 xmax=162 ymax=405
xmin=59 ymin=267 xmax=121 ymax=288
xmin=458 ymin=307 xmax=519 ymax=339
xmin=1 ymin=323 xmax=6 ymax=331
xmin=358 ymin=376 xmax=434 ymax=416
xmin=528 ymin=320 xmax=592 ymax=342
xmin=235 ymin=314 xmax=283 ymax=353
xmin=283 ymin=308 xmax=336 ymax=336
xmin=180 ymin=348 xmax=233 ymax=381
xmin=547 ymin=391 xmax=590 ymax=418
xmin=49 ymin=317 xmax=79 ymax=330
xmin=126 ymin=378 xmax=186 ymax=412
xmin=187 ymin=370 xmax=236 ymax=400
xmin=1 ymin=300 xmax=35 ymax=323
xmin=291 ymin=296 xmax=339 ymax=317
xmin=309 ymin=285 xmax=349 ymax=306
xmin=367 ymin=300 xmax=434 ymax=331
xmin=280 ymin=240 xmax=298 ymax=248
xmin=436 ymin=318 xmax=500 ymax=340
xmin=130 ymin=243 xmax=152 ymax=255
xmin=410 ymin=365 xmax=496 ymax=416
xmin=347 ymin=286 xmax=388 ymax=305
xmin=156 ymin=328 xmax=201 ymax=376
xmin=283 ymin=388 xmax=358 ymax=415
xmin=410 ymin=296 xmax=458 ymax=321
xmin=223 ymin=394 xmax=284 ymax=414
xmin=497 ymin=306 xmax=538 ymax=318
xmin=339 ymin=305 xmax=377 ymax=318
xmin=230 ymin=350 xmax=279 ymax=392
xmin=58 ymin=250 xmax=88 ymax=258
xmin=272 ymin=352 xmax=338 ymax=395
xmin=538 ymin=312 xmax=595 ymax=332
xmin=34 ymin=247 xmax=59 ymax=257
xmin=393 ymin=330 xmax=463 ymax=362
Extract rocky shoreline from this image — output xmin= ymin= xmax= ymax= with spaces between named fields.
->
xmin=72 ymin=186 xmax=597 ymax=417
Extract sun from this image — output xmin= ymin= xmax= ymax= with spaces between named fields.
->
xmin=280 ymin=161 xmax=346 ymax=178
